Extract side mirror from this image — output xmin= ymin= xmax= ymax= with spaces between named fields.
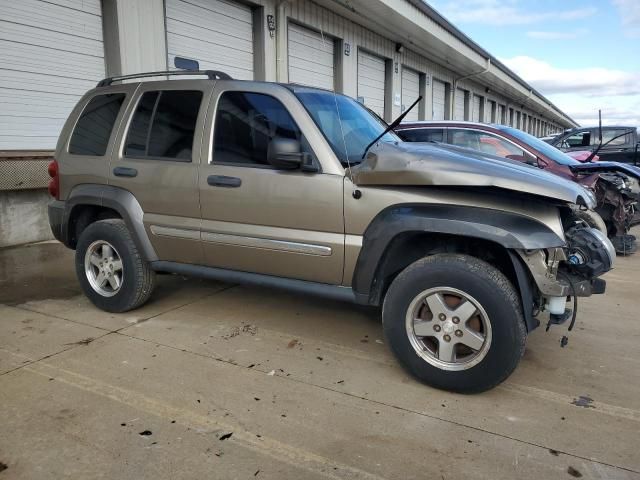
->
xmin=267 ymin=137 xmax=317 ymax=172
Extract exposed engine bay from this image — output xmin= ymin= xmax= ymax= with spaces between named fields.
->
xmin=578 ymin=171 xmax=638 ymax=255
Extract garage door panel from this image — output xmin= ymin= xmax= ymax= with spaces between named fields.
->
xmin=166 ymin=2 xmax=253 ymax=44
xmin=358 ymin=50 xmax=386 ymax=117
xmin=472 ymin=95 xmax=481 ymax=122
xmin=0 ymin=0 xmax=102 ymax=41
xmin=0 ymin=69 xmax=97 ymax=96
xmin=454 ymin=89 xmax=465 ymax=121
xmin=432 ymin=79 xmax=446 ymax=120
xmin=167 ymin=53 xmax=252 ymax=81
xmin=0 ymin=21 xmax=103 ymax=57
xmin=166 ymin=32 xmax=253 ymax=65
xmin=0 ymin=41 xmax=104 ymax=80
xmin=288 ymin=27 xmax=333 ymax=57
xmin=0 ymin=0 xmax=105 ymax=150
xmin=401 ymin=68 xmax=420 ymax=122
xmin=179 ymin=0 xmax=252 ymax=21
xmin=166 ymin=0 xmax=254 ymax=80
xmin=288 ymin=23 xmax=334 ymax=90
xmin=287 ymin=48 xmax=334 ymax=70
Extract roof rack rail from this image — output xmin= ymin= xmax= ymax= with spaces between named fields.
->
xmin=97 ymin=70 xmax=232 ymax=87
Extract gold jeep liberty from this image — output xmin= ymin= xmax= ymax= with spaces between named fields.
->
xmin=48 ymin=70 xmax=614 ymax=392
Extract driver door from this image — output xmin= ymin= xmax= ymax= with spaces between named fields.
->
xmin=198 ymin=86 xmax=344 ymax=284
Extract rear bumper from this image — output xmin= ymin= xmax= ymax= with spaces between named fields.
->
xmin=48 ymin=200 xmax=67 ymax=244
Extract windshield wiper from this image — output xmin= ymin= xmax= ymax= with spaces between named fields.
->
xmin=361 ymin=96 xmax=422 ymax=159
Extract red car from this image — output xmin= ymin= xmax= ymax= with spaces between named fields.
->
xmin=396 ymin=121 xmax=637 ymax=254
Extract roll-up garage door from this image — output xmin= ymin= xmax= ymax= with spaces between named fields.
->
xmin=472 ymin=95 xmax=481 ymax=122
xmin=454 ymin=89 xmax=465 ymax=121
xmin=0 ymin=0 xmax=105 ymax=150
xmin=401 ymin=67 xmax=420 ymax=122
xmin=357 ymin=50 xmax=386 ymax=118
xmin=288 ymin=23 xmax=334 ymax=90
xmin=497 ymin=105 xmax=505 ymax=124
xmin=486 ymin=100 xmax=495 ymax=123
xmin=432 ymin=79 xmax=446 ymax=120
xmin=166 ymin=0 xmax=254 ymax=80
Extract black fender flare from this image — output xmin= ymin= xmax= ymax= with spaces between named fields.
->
xmin=62 ymin=184 xmax=158 ymax=262
xmin=351 ymin=204 xmax=563 ymax=319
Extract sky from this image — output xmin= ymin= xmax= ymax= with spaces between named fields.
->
xmin=426 ymin=0 xmax=640 ymax=127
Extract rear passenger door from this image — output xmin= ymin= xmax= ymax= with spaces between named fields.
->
xmin=110 ymin=81 xmax=212 ymax=264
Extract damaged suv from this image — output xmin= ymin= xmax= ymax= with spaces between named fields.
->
xmin=48 ymin=72 xmax=614 ymax=392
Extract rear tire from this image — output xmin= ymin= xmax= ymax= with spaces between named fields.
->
xmin=382 ymin=254 xmax=526 ymax=393
xmin=75 ymin=219 xmax=155 ymax=313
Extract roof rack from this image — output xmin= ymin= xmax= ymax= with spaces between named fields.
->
xmin=97 ymin=70 xmax=232 ymax=87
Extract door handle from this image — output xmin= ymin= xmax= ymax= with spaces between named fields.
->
xmin=113 ymin=167 xmax=138 ymax=178
xmin=207 ymin=175 xmax=241 ymax=188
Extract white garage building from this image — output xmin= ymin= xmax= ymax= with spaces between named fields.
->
xmin=0 ymin=0 xmax=577 ymax=246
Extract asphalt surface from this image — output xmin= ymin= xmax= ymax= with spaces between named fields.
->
xmin=1 ymin=229 xmax=639 ymax=479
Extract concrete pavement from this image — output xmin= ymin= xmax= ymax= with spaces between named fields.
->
xmin=1 ymin=233 xmax=639 ymax=479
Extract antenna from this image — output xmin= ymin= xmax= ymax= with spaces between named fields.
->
xmin=598 ymin=109 xmax=602 ymax=144
xmin=319 ymin=28 xmax=356 ymax=195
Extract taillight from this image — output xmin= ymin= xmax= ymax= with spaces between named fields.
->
xmin=48 ymin=159 xmax=60 ymax=199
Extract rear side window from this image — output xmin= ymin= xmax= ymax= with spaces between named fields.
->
xmin=212 ymin=92 xmax=302 ymax=167
xmin=398 ymin=128 xmax=444 ymax=143
xmin=69 ymin=93 xmax=125 ymax=156
xmin=124 ymin=90 xmax=203 ymax=161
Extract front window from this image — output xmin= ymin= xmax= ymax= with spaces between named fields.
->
xmin=498 ymin=126 xmax=580 ymax=166
xmin=291 ymin=88 xmax=399 ymax=165
xmin=562 ymin=130 xmax=593 ymax=149
xmin=602 ymin=129 xmax=633 ymax=147
xmin=448 ymin=129 xmax=527 ymax=159
xmin=212 ymin=92 xmax=303 ymax=167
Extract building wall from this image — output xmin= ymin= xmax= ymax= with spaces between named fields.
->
xmin=106 ymin=0 xmax=565 ymax=129
xmin=0 ymin=190 xmax=53 ymax=247
xmin=0 ymin=0 xmax=568 ymax=247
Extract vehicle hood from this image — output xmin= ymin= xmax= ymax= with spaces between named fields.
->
xmin=350 ymin=141 xmax=595 ymax=207
xmin=569 ymin=161 xmax=640 ymax=180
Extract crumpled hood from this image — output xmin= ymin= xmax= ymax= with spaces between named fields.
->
xmin=569 ymin=161 xmax=640 ymax=180
xmin=350 ymin=141 xmax=595 ymax=207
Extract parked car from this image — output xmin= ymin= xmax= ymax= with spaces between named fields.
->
xmin=48 ymin=71 xmax=614 ymax=393
xmin=396 ymin=121 xmax=638 ymax=254
xmin=548 ymin=126 xmax=639 ymax=165
xmin=565 ymin=150 xmax=600 ymax=162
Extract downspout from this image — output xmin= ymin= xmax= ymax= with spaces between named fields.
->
xmin=275 ymin=1 xmax=288 ymax=83
xmin=451 ymin=58 xmax=490 ymax=120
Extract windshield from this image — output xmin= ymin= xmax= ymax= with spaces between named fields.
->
xmin=499 ymin=126 xmax=580 ymax=166
xmin=292 ymin=88 xmax=399 ymax=165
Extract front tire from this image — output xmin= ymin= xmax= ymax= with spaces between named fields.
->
xmin=382 ymin=254 xmax=526 ymax=393
xmin=75 ymin=219 xmax=156 ymax=313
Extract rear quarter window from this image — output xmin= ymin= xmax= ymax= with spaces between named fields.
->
xmin=69 ymin=93 xmax=126 ymax=156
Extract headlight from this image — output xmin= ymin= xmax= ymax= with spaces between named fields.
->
xmin=566 ymin=227 xmax=615 ymax=276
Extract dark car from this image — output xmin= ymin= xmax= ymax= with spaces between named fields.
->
xmin=396 ymin=121 xmax=638 ymax=254
xmin=548 ymin=126 xmax=639 ymax=165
